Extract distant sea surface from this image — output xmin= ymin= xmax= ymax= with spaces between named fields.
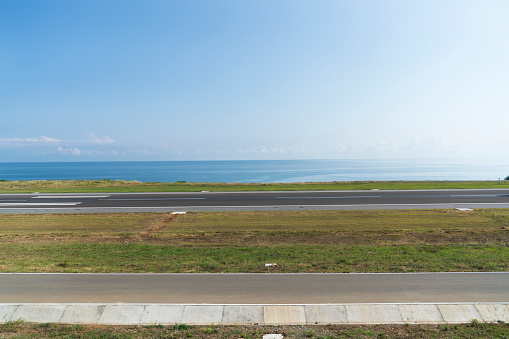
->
xmin=0 ymin=159 xmax=508 ymax=183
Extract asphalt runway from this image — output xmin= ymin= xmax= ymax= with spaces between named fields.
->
xmin=2 ymin=273 xmax=509 ymax=304
xmin=1 ymin=189 xmax=509 ymax=213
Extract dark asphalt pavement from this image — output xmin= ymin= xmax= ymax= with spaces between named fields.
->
xmin=1 ymin=189 xmax=509 ymax=213
xmin=1 ymin=273 xmax=508 ymax=304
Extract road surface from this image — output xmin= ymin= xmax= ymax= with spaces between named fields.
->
xmin=1 ymin=273 xmax=508 ymax=304
xmin=1 ymin=189 xmax=509 ymax=213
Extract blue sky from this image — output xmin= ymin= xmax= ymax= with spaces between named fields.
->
xmin=1 ymin=0 xmax=508 ymax=161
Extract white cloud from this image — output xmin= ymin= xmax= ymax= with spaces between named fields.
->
xmin=88 ymin=132 xmax=115 ymax=144
xmin=334 ymin=144 xmax=360 ymax=153
xmin=39 ymin=136 xmax=61 ymax=142
xmin=400 ymin=135 xmax=499 ymax=156
xmin=0 ymin=133 xmax=116 ymax=146
xmin=56 ymin=147 xmax=123 ymax=156
xmin=0 ymin=136 xmax=62 ymax=143
xmin=0 ymin=132 xmax=146 ymax=159
xmin=238 ymin=146 xmax=304 ymax=154
xmin=57 ymin=146 xmax=83 ymax=155
xmin=365 ymin=140 xmax=398 ymax=153
xmin=403 ymin=137 xmax=451 ymax=152
xmin=330 ymin=135 xmax=507 ymax=158
xmin=122 ymin=149 xmax=152 ymax=155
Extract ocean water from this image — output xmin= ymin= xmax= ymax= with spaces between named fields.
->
xmin=0 ymin=159 xmax=508 ymax=183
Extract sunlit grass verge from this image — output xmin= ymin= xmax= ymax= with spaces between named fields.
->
xmin=1 ymin=243 xmax=508 ymax=273
xmin=2 ymin=209 xmax=509 ymax=273
xmin=2 ymin=209 xmax=509 ymax=246
xmin=2 ymin=321 xmax=509 ymax=338
xmin=0 ymin=179 xmax=508 ymax=193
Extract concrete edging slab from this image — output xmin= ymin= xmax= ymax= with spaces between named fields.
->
xmin=1 ymin=303 xmax=508 ymax=325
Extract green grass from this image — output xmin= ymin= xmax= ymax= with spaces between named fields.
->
xmin=2 ymin=209 xmax=509 ymax=273
xmin=0 ymin=179 xmax=508 ymax=193
xmin=2 ymin=322 xmax=509 ymax=338
xmin=1 ymin=243 xmax=508 ymax=273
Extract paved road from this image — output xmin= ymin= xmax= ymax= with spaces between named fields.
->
xmin=1 ymin=189 xmax=509 ymax=213
xmin=1 ymin=273 xmax=508 ymax=304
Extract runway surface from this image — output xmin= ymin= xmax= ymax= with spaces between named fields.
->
xmin=1 ymin=189 xmax=509 ymax=213
xmin=2 ymin=273 xmax=508 ymax=304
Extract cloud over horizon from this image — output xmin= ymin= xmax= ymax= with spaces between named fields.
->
xmin=0 ymin=136 xmax=62 ymax=143
xmin=88 ymin=132 xmax=115 ymax=144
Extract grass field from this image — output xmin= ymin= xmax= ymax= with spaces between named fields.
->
xmin=1 ymin=209 xmax=508 ymax=273
xmin=2 ymin=320 xmax=509 ymax=338
xmin=0 ymin=179 xmax=508 ymax=193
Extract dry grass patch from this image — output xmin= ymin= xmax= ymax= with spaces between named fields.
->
xmin=0 ymin=213 xmax=157 ymax=234
xmin=0 ymin=213 xmax=173 ymax=244
xmin=2 ymin=209 xmax=509 ymax=246
xmin=167 ymin=209 xmax=505 ymax=233
xmin=2 ymin=209 xmax=509 ymax=273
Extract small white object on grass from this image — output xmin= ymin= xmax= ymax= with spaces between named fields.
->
xmin=171 ymin=212 xmax=187 ymax=215
xmin=263 ymin=334 xmax=284 ymax=339
xmin=456 ymin=208 xmax=473 ymax=211
xmin=265 ymin=263 xmax=277 ymax=267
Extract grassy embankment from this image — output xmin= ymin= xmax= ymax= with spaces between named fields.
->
xmin=0 ymin=179 xmax=508 ymax=193
xmin=2 ymin=320 xmax=509 ymax=338
xmin=1 ymin=209 xmax=509 ymax=273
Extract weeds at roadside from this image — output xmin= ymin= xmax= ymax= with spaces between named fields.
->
xmin=3 ymin=323 xmax=509 ymax=338
xmin=0 ymin=319 xmax=25 ymax=332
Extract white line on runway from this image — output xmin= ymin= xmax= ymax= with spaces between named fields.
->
xmin=159 ymin=202 xmax=509 ymax=208
xmin=3 ymin=202 xmax=509 ymax=210
xmin=2 ymin=202 xmax=509 ymax=213
xmin=98 ymin=198 xmax=206 ymax=201
xmin=449 ymin=194 xmax=501 ymax=197
xmin=0 ymin=202 xmax=82 ymax=206
xmin=276 ymin=196 xmax=382 ymax=199
xmin=32 ymin=196 xmax=110 ymax=199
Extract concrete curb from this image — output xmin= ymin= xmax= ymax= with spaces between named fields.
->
xmin=2 ymin=303 xmax=509 ymax=325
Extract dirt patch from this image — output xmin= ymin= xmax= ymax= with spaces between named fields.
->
xmin=141 ymin=213 xmax=176 ymax=235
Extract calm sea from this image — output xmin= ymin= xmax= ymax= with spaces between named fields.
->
xmin=0 ymin=159 xmax=507 ymax=183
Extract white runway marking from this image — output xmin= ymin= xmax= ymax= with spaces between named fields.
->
xmin=32 ymin=196 xmax=110 ymax=199
xmin=449 ymin=194 xmax=500 ymax=197
xmin=0 ymin=202 xmax=82 ymax=206
xmin=4 ymin=202 xmax=509 ymax=209
xmin=276 ymin=196 xmax=382 ymax=199
xmin=98 ymin=198 xmax=206 ymax=201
